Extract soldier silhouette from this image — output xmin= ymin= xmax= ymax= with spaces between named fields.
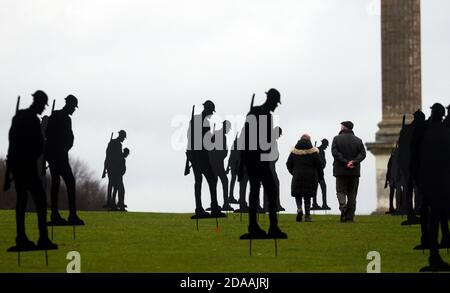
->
xmin=6 ymin=91 xmax=57 ymax=249
xmin=239 ymin=89 xmax=286 ymax=239
xmin=384 ymin=145 xmax=403 ymax=214
xmin=227 ymin=135 xmax=241 ymax=205
xmin=263 ymin=126 xmax=285 ymax=212
xmin=312 ymin=138 xmax=330 ymax=210
xmin=415 ymin=103 xmax=450 ymax=271
xmin=210 ymin=120 xmax=234 ymax=211
xmin=232 ymin=132 xmax=250 ymax=213
xmin=45 ymin=95 xmax=84 ymax=225
xmin=104 ymin=130 xmax=127 ymax=211
xmin=397 ymin=110 xmax=424 ymax=225
xmin=111 ymin=147 xmax=130 ymax=211
xmin=186 ymin=100 xmax=225 ymax=218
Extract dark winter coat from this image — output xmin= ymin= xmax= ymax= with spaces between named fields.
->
xmin=286 ymin=139 xmax=324 ymax=198
xmin=331 ymin=129 xmax=366 ymax=177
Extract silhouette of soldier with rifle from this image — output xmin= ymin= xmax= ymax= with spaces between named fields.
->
xmin=5 ymin=91 xmax=57 ymax=250
xmin=186 ymin=101 xmax=225 ymax=218
xmin=226 ymin=134 xmax=240 ymax=205
xmin=312 ymin=138 xmax=330 ymax=210
xmin=45 ymin=95 xmax=84 ymax=225
xmin=415 ymin=103 xmax=450 ymax=271
xmin=103 ymin=130 xmax=127 ymax=211
xmin=398 ymin=110 xmax=424 ymax=225
xmin=210 ymin=120 xmax=234 ymax=211
xmin=384 ymin=144 xmax=402 ymax=214
xmin=239 ymin=89 xmax=287 ymax=239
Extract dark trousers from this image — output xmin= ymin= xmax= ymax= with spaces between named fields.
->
xmin=109 ymin=171 xmax=125 ymax=207
xmin=295 ymin=196 xmax=311 ymax=215
xmin=246 ymin=160 xmax=278 ymax=229
xmin=313 ymin=179 xmax=327 ymax=206
xmin=12 ymin=167 xmax=49 ymax=241
xmin=336 ymin=176 xmax=359 ymax=218
xmin=48 ymin=154 xmax=76 ymax=215
xmin=191 ymin=159 xmax=219 ymax=212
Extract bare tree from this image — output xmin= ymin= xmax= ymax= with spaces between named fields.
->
xmin=0 ymin=157 xmax=106 ymax=211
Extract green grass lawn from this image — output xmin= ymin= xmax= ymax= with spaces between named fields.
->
xmin=0 ymin=210 xmax=445 ymax=273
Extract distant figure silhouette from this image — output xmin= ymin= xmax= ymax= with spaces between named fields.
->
xmin=286 ymin=134 xmax=324 ymax=222
xmin=6 ymin=91 xmax=57 ymax=250
xmin=186 ymin=101 xmax=225 ymax=218
xmin=227 ymin=135 xmax=241 ymax=205
xmin=263 ymin=126 xmax=285 ymax=212
xmin=384 ymin=145 xmax=403 ymax=214
xmin=111 ymin=146 xmax=130 ymax=211
xmin=331 ymin=121 xmax=366 ymax=223
xmin=104 ymin=130 xmax=127 ymax=211
xmin=398 ymin=110 xmax=425 ymax=225
xmin=415 ymin=103 xmax=450 ymax=271
xmin=45 ymin=95 xmax=84 ymax=225
xmin=239 ymin=89 xmax=286 ymax=238
xmin=312 ymin=138 xmax=330 ymax=210
xmin=210 ymin=120 xmax=234 ymax=211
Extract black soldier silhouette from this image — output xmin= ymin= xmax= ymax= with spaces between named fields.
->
xmin=227 ymin=135 xmax=241 ymax=205
xmin=239 ymin=89 xmax=287 ymax=239
xmin=210 ymin=120 xmax=234 ymax=211
xmin=312 ymin=138 xmax=330 ymax=210
xmin=6 ymin=91 xmax=57 ymax=250
xmin=397 ymin=110 xmax=425 ymax=225
xmin=263 ymin=126 xmax=285 ymax=212
xmin=103 ymin=130 xmax=128 ymax=211
xmin=45 ymin=95 xmax=84 ymax=225
xmin=186 ymin=100 xmax=225 ymax=218
xmin=232 ymin=134 xmax=250 ymax=213
xmin=111 ymin=147 xmax=130 ymax=211
xmin=414 ymin=103 xmax=450 ymax=271
xmin=384 ymin=145 xmax=403 ymax=214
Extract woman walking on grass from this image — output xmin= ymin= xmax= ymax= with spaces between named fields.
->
xmin=286 ymin=134 xmax=324 ymax=222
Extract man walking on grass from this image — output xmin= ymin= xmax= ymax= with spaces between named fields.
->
xmin=331 ymin=121 xmax=366 ymax=223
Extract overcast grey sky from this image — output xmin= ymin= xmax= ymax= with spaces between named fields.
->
xmin=1 ymin=0 xmax=449 ymax=214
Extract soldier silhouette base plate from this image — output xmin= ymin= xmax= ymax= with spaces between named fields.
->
xmin=239 ymin=233 xmax=288 ymax=240
xmin=47 ymin=221 xmax=85 ymax=227
xmin=190 ymin=212 xmax=226 ymax=219
xmin=419 ymin=264 xmax=450 ymax=272
xmin=7 ymin=245 xmax=58 ymax=252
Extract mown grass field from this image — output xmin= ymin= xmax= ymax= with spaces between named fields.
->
xmin=0 ymin=210 xmax=445 ymax=273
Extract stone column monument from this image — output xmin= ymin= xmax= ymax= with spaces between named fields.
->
xmin=366 ymin=0 xmax=422 ymax=213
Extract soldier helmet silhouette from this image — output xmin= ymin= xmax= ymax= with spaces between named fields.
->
xmin=430 ymin=103 xmax=445 ymax=117
xmin=32 ymin=90 xmax=49 ymax=105
xmin=265 ymin=88 xmax=281 ymax=104
xmin=118 ymin=130 xmax=127 ymax=139
xmin=413 ymin=109 xmax=426 ymax=121
xmin=203 ymin=100 xmax=215 ymax=113
xmin=65 ymin=94 xmax=78 ymax=108
xmin=321 ymin=138 xmax=329 ymax=145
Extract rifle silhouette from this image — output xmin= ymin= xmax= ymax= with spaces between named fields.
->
xmin=3 ymin=96 xmax=20 ymax=191
xmin=102 ymin=132 xmax=114 ymax=178
xmin=184 ymin=105 xmax=195 ymax=176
